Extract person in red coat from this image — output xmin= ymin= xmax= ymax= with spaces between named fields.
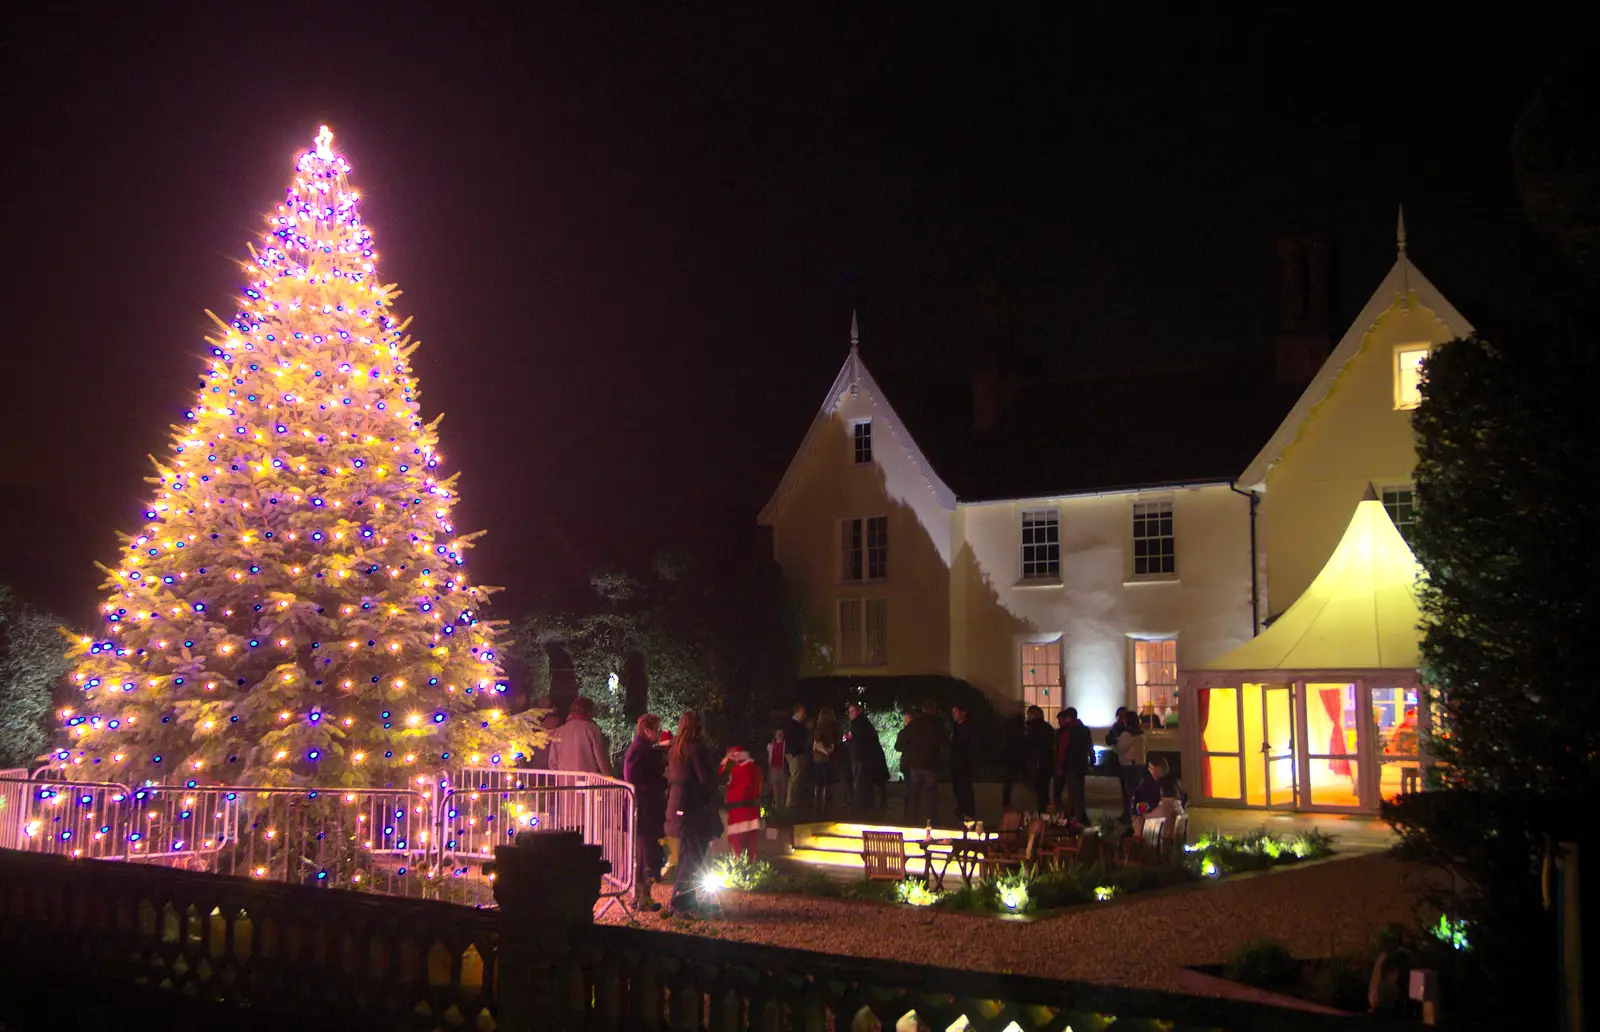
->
xmin=719 ymin=742 xmax=764 ymax=859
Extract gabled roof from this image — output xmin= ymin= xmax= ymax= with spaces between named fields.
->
xmin=757 ymin=338 xmax=957 ymax=525
xmin=1195 ymin=495 xmax=1423 ymax=671
xmin=1238 ymin=242 xmax=1474 ymax=489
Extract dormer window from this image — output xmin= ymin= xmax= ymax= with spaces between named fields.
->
xmin=852 ymin=420 xmax=873 ymax=464
xmin=1394 ymin=345 xmax=1431 ymax=410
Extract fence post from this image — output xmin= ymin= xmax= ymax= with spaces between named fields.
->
xmin=493 ymin=829 xmax=611 ymax=1032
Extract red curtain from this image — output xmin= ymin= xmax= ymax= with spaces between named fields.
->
xmin=1319 ymin=687 xmax=1352 ymax=776
xmin=1198 ymin=689 xmax=1213 ymax=796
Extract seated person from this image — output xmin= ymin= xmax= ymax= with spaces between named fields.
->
xmin=1133 ymin=774 xmax=1185 ymax=837
xmin=1130 ymin=755 xmax=1187 ymax=816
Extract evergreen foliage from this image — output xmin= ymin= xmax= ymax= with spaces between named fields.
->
xmin=1412 ymin=328 xmax=1600 ymax=794
xmin=0 ymin=585 xmax=67 ymax=769
xmin=513 ymin=545 xmax=799 ymax=752
xmin=56 ymin=128 xmax=545 ymax=786
xmin=1387 ymin=314 xmax=1600 ymax=1024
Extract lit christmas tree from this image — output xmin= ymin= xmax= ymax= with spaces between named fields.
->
xmin=58 ymin=126 xmax=544 ymax=788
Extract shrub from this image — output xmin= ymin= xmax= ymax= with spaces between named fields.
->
xmin=991 ymin=871 xmax=1033 ymax=913
xmin=867 ymin=705 xmax=906 ymax=781
xmin=1185 ymin=825 xmax=1337 ymax=877
xmin=1225 ymin=938 xmax=1299 ymax=992
xmin=891 ymin=878 xmax=943 ymax=906
xmin=1308 ymin=957 xmax=1369 ymax=1012
xmin=707 ymin=853 xmax=783 ymax=893
xmin=932 ymin=881 xmax=995 ymax=912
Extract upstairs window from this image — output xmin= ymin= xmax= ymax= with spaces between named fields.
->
xmin=1021 ymin=509 xmax=1060 ymax=581
xmin=1394 ymin=345 xmax=1430 ymax=410
xmin=841 ymin=516 xmax=888 ymax=581
xmin=1382 ymin=486 xmax=1417 ymax=547
xmin=1132 ymin=500 xmax=1175 ymax=577
xmin=852 ymin=420 xmax=873 ymax=464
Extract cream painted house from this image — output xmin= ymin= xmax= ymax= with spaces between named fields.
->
xmin=759 ymin=315 xmax=1298 ymax=732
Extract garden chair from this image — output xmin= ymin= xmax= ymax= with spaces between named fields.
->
xmin=1124 ymin=816 xmax=1168 ymax=867
xmin=982 ymin=817 xmax=1045 ymax=878
xmin=990 ymin=810 xmax=1024 ymax=851
xmin=1169 ymin=813 xmax=1189 ymax=860
xmin=1047 ymin=826 xmax=1099 ymax=868
xmin=861 ymin=830 xmax=908 ymax=881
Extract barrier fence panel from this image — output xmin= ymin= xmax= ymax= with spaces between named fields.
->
xmin=0 ymin=769 xmax=32 ymax=852
xmin=440 ymin=767 xmax=636 ymax=904
xmin=0 ymin=767 xmax=638 ymax=909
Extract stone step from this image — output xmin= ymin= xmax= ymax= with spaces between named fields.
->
xmin=793 ymin=821 xmax=980 ymax=850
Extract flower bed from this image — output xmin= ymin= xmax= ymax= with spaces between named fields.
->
xmin=702 ymin=824 xmax=1339 ymax=919
xmin=1184 ymin=826 xmax=1337 ymax=878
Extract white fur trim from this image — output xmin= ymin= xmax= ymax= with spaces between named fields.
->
xmin=725 ymin=819 xmax=762 ymax=835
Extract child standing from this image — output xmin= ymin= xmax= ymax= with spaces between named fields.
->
xmin=766 ymin=729 xmax=788 ymax=808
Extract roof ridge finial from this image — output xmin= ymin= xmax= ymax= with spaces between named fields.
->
xmin=849 ymin=308 xmax=860 ymax=353
xmin=1396 ymin=204 xmax=1407 ymax=256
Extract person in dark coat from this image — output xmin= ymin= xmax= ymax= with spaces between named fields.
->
xmin=783 ymin=703 xmax=811 ymax=808
xmin=948 ymin=704 xmax=978 ymax=822
xmin=1022 ymin=706 xmax=1055 ymax=813
xmin=1053 ymin=707 xmax=1094 ymax=822
xmin=895 ymin=699 xmax=945 ymax=826
xmin=845 ymin=703 xmax=889 ymax=812
xmin=665 ymin=710 xmax=716 ymax=915
xmin=622 ymin=713 xmax=666 ymax=909
xmin=1000 ymin=707 xmax=1026 ymax=808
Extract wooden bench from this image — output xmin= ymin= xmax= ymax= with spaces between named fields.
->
xmin=861 ymin=830 xmax=908 ymax=881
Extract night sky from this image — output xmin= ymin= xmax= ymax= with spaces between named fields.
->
xmin=1 ymin=7 xmax=1566 ymax=619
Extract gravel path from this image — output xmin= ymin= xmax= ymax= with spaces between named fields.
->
xmin=604 ymin=854 xmax=1440 ymax=993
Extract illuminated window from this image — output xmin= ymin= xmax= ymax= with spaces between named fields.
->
xmin=1382 ymin=486 xmax=1417 ymax=546
xmin=1021 ymin=509 xmax=1060 ymax=580
xmin=852 ymin=420 xmax=873 ymax=463
xmin=1394 ymin=345 xmax=1430 ymax=410
xmin=1021 ymin=640 xmax=1063 ymax=723
xmin=1132 ymin=500 xmax=1175 ymax=577
xmin=841 ymin=517 xmax=887 ymax=581
xmin=838 ymin=598 xmax=886 ymax=667
xmin=1133 ymin=638 xmax=1178 ymax=716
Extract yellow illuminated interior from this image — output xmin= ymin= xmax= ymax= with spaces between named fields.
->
xmin=1374 ymin=685 xmax=1419 ymax=801
xmin=1394 ymin=344 xmax=1430 ymax=410
xmin=1198 ymin=687 xmax=1240 ymax=801
xmin=1305 ymin=682 xmax=1360 ymax=807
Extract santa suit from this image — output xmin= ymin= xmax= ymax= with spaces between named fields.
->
xmin=721 ymin=750 xmax=764 ymax=859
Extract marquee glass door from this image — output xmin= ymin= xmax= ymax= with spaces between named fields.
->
xmin=1241 ymin=683 xmax=1297 ymax=809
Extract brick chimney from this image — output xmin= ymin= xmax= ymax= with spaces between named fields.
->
xmin=972 ymin=277 xmax=1023 ymax=432
xmin=1273 ymin=233 xmax=1334 ymax=385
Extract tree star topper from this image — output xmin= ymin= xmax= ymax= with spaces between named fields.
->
xmin=315 ymin=125 xmax=335 ymax=159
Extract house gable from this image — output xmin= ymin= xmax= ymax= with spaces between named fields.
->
xmin=758 ymin=343 xmax=957 ymax=545
xmin=1246 ymin=222 xmax=1472 ymax=613
xmin=1239 ymin=246 xmax=1473 ymax=490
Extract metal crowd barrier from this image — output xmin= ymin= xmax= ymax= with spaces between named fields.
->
xmin=438 ymin=767 xmax=637 ymax=908
xmin=0 ymin=766 xmax=637 ymax=909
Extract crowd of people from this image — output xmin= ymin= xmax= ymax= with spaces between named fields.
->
xmin=533 ymin=694 xmax=1184 ymax=917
